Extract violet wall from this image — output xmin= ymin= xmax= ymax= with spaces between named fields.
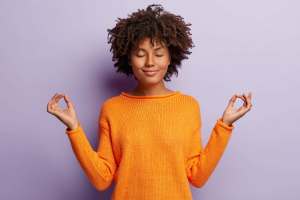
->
xmin=1 ymin=0 xmax=299 ymax=199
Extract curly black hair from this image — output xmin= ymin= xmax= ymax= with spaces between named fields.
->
xmin=107 ymin=4 xmax=195 ymax=81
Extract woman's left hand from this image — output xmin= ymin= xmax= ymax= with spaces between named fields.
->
xmin=221 ymin=92 xmax=253 ymax=126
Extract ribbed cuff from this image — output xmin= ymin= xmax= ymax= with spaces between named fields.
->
xmin=216 ymin=118 xmax=234 ymax=131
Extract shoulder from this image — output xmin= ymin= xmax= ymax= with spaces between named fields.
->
xmin=101 ymin=95 xmax=119 ymax=107
xmin=98 ymin=93 xmax=128 ymax=116
xmin=98 ymin=94 xmax=122 ymax=127
xmin=179 ymin=92 xmax=202 ymax=125
xmin=99 ymin=94 xmax=122 ymax=113
xmin=179 ymin=92 xmax=201 ymax=109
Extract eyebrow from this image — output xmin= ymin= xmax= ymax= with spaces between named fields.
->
xmin=137 ymin=46 xmax=163 ymax=51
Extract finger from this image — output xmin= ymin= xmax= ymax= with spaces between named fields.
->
xmin=228 ymin=94 xmax=238 ymax=107
xmin=248 ymin=92 xmax=252 ymax=102
xmin=237 ymin=101 xmax=251 ymax=114
xmin=51 ymin=93 xmax=58 ymax=100
xmin=50 ymin=93 xmax=57 ymax=100
xmin=228 ymin=93 xmax=243 ymax=108
xmin=242 ymin=93 xmax=248 ymax=106
xmin=235 ymin=93 xmax=245 ymax=101
xmin=64 ymin=95 xmax=73 ymax=109
xmin=48 ymin=94 xmax=65 ymax=113
xmin=237 ymin=96 xmax=248 ymax=110
xmin=47 ymin=100 xmax=56 ymax=112
xmin=47 ymin=101 xmax=59 ymax=114
xmin=244 ymin=92 xmax=251 ymax=101
xmin=48 ymin=98 xmax=57 ymax=109
xmin=48 ymin=93 xmax=58 ymax=105
xmin=236 ymin=105 xmax=245 ymax=112
xmin=246 ymin=92 xmax=253 ymax=108
xmin=243 ymin=100 xmax=252 ymax=111
xmin=53 ymin=93 xmax=64 ymax=103
xmin=47 ymin=102 xmax=52 ymax=113
xmin=51 ymin=93 xmax=61 ymax=102
xmin=234 ymin=93 xmax=253 ymax=115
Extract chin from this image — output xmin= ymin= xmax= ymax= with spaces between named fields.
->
xmin=139 ymin=77 xmax=162 ymax=85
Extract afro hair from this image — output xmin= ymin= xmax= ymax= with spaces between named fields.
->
xmin=107 ymin=4 xmax=195 ymax=81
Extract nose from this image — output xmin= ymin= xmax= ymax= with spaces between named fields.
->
xmin=146 ymin=54 xmax=154 ymax=67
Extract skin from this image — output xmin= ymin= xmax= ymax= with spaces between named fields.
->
xmin=127 ymin=37 xmax=174 ymax=96
xmin=47 ymin=36 xmax=253 ymax=130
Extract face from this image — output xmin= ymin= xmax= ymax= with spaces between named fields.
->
xmin=129 ymin=37 xmax=171 ymax=86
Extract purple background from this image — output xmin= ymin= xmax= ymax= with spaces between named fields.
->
xmin=1 ymin=0 xmax=300 ymax=199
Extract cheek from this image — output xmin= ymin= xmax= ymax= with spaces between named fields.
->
xmin=160 ymin=65 xmax=169 ymax=77
xmin=131 ymin=58 xmax=144 ymax=68
xmin=160 ymin=60 xmax=169 ymax=68
xmin=130 ymin=56 xmax=170 ymax=76
xmin=157 ymin=59 xmax=170 ymax=72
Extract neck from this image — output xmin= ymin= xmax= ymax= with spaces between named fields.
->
xmin=131 ymin=81 xmax=173 ymax=96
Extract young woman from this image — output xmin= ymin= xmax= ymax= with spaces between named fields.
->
xmin=47 ymin=4 xmax=253 ymax=200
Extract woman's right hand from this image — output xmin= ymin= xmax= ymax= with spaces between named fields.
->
xmin=47 ymin=93 xmax=80 ymax=130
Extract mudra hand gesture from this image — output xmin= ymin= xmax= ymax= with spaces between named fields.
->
xmin=221 ymin=92 xmax=253 ymax=126
xmin=47 ymin=93 xmax=79 ymax=130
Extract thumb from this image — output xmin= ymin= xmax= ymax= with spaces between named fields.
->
xmin=64 ymin=95 xmax=74 ymax=109
xmin=227 ymin=94 xmax=237 ymax=109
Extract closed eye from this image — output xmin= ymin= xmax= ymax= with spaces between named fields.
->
xmin=136 ymin=55 xmax=164 ymax=57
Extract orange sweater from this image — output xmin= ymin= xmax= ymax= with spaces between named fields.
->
xmin=65 ymin=91 xmax=234 ymax=199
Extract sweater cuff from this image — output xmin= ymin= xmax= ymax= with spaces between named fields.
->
xmin=216 ymin=118 xmax=234 ymax=131
xmin=65 ymin=122 xmax=82 ymax=135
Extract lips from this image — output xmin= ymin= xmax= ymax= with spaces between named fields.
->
xmin=142 ymin=70 xmax=159 ymax=72
xmin=142 ymin=69 xmax=159 ymax=76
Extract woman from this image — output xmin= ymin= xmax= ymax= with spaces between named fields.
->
xmin=47 ymin=4 xmax=253 ymax=200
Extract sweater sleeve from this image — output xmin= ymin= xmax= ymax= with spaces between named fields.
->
xmin=185 ymin=101 xmax=234 ymax=188
xmin=65 ymin=105 xmax=117 ymax=191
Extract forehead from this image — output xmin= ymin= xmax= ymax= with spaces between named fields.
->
xmin=135 ymin=37 xmax=166 ymax=49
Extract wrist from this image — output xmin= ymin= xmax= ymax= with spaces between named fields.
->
xmin=68 ymin=121 xmax=79 ymax=131
xmin=221 ymin=118 xmax=233 ymax=126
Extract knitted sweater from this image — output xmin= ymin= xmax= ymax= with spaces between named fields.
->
xmin=65 ymin=90 xmax=234 ymax=199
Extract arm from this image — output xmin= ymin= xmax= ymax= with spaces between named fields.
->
xmin=65 ymin=111 xmax=117 ymax=191
xmin=185 ymin=102 xmax=234 ymax=188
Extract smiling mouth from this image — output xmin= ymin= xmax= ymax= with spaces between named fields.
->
xmin=142 ymin=70 xmax=159 ymax=76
